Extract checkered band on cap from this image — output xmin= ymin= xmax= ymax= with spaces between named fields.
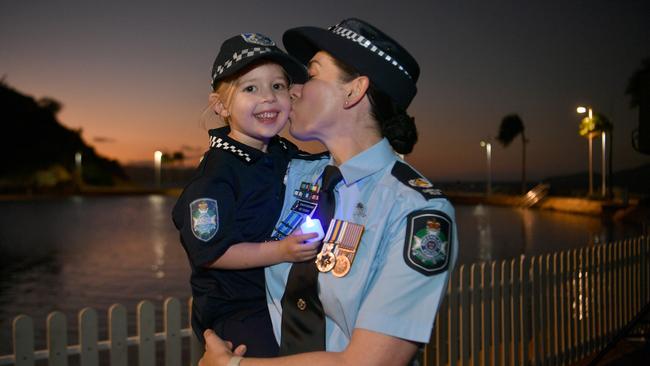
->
xmin=328 ymin=25 xmax=412 ymax=79
xmin=211 ymin=47 xmax=272 ymax=84
xmin=209 ymin=136 xmax=252 ymax=162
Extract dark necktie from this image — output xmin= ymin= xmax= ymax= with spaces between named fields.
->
xmin=279 ymin=165 xmax=343 ymax=355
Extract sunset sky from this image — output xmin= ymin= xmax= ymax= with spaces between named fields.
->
xmin=2 ymin=0 xmax=649 ymax=181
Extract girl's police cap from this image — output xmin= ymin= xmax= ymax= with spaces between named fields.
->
xmin=211 ymin=33 xmax=308 ymax=89
xmin=282 ymin=18 xmax=420 ymax=110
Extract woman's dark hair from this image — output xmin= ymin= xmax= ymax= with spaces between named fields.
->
xmin=332 ymin=57 xmax=418 ymax=154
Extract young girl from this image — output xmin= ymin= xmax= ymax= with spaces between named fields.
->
xmin=171 ymin=33 xmax=318 ymax=357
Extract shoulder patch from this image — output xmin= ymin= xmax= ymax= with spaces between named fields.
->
xmin=294 ymin=150 xmax=330 ymax=161
xmin=190 ymin=198 xmax=219 ymax=242
xmin=391 ymin=161 xmax=445 ymax=199
xmin=404 ymin=210 xmax=452 ymax=276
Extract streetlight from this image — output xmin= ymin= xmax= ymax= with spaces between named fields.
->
xmin=480 ymin=140 xmax=492 ymax=196
xmin=154 ymin=150 xmax=163 ymax=188
xmin=577 ymin=106 xmax=606 ymax=197
xmin=74 ymin=152 xmax=82 ymax=187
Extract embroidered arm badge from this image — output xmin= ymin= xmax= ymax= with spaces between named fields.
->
xmin=190 ymin=198 xmax=219 ymax=242
xmin=403 ymin=210 xmax=452 ymax=276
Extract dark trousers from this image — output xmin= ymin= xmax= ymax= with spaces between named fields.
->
xmin=213 ymin=308 xmax=279 ymax=358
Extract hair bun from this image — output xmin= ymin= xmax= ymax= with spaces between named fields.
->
xmin=381 ymin=112 xmax=418 ymax=154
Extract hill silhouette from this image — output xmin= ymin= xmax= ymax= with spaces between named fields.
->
xmin=0 ymin=81 xmax=126 ymax=192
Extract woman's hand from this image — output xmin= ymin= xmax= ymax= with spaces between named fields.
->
xmin=199 ymin=330 xmax=247 ymax=366
xmin=277 ymin=231 xmax=320 ymax=262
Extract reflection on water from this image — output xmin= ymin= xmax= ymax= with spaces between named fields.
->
xmin=149 ymin=195 xmax=168 ymax=279
xmin=0 ymin=197 xmax=645 ymax=352
xmin=472 ymin=204 xmax=493 ymax=262
xmin=457 ymin=204 xmax=643 ymax=264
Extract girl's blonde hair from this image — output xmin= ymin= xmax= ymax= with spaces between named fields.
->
xmin=199 ymin=61 xmax=290 ymax=129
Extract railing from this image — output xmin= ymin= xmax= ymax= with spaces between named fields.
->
xmin=425 ymin=236 xmax=649 ymax=366
xmin=0 ymin=298 xmax=202 ymax=366
xmin=1 ymin=236 xmax=648 ymax=366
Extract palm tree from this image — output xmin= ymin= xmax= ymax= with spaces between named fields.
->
xmin=625 ymin=57 xmax=650 ymax=109
xmin=579 ymin=111 xmax=613 ymax=197
xmin=625 ymin=57 xmax=650 ymax=155
xmin=497 ymin=114 xmax=528 ymax=194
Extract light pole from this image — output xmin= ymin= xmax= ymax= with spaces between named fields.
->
xmin=480 ymin=140 xmax=492 ymax=196
xmin=154 ymin=151 xmax=162 ymax=188
xmin=577 ymin=106 xmax=606 ymax=197
xmin=74 ymin=152 xmax=82 ymax=187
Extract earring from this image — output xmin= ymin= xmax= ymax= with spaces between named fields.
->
xmin=345 ymin=100 xmax=349 ymax=106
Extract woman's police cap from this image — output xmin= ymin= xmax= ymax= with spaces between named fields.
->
xmin=211 ymin=33 xmax=307 ymax=89
xmin=282 ymin=18 xmax=420 ymax=109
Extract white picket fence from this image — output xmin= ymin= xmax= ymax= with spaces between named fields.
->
xmin=1 ymin=236 xmax=648 ymax=366
xmin=0 ymin=298 xmax=202 ymax=366
xmin=425 ymin=236 xmax=650 ymax=366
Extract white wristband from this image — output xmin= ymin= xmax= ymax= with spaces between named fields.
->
xmin=227 ymin=356 xmax=243 ymax=366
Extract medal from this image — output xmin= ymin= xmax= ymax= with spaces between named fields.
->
xmin=316 ymin=219 xmax=364 ymax=276
xmin=332 ymin=255 xmax=350 ymax=277
xmin=315 ymin=243 xmax=336 ymax=272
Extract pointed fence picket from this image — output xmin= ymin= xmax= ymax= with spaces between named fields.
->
xmin=1 ymin=236 xmax=648 ymax=366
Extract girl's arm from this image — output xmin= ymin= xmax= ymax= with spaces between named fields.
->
xmin=203 ymin=232 xmax=319 ymax=269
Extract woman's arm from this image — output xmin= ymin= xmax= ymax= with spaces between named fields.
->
xmin=199 ymin=328 xmax=418 ymax=366
xmin=203 ymin=232 xmax=319 ymax=269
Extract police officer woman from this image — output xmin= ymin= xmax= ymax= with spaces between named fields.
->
xmin=200 ymin=18 xmax=458 ymax=366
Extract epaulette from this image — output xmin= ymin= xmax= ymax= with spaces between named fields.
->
xmin=391 ymin=161 xmax=446 ymax=200
xmin=293 ymin=150 xmax=330 ymax=161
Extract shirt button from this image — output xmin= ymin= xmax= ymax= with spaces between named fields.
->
xmin=297 ymin=298 xmax=307 ymax=311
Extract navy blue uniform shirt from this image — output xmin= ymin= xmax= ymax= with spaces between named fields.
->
xmin=172 ymin=126 xmax=296 ymax=346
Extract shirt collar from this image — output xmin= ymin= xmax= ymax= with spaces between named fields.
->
xmin=208 ymin=126 xmax=289 ymax=164
xmin=336 ymin=138 xmax=398 ymax=186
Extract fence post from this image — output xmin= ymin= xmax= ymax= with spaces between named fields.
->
xmin=13 ymin=315 xmax=34 ymax=366
xmin=501 ymin=261 xmax=511 ymax=366
xmin=460 ymin=265 xmax=471 ymax=365
xmin=165 ymin=298 xmax=182 ymax=366
xmin=79 ymin=308 xmax=99 ymax=366
xmin=189 ymin=298 xmax=202 ymax=366
xmin=434 ymin=279 xmax=450 ymax=366
xmin=470 ymin=264 xmax=481 ymax=366
xmin=47 ymin=311 xmax=68 ymax=366
xmin=480 ymin=262 xmax=490 ymax=366
xmin=138 ymin=301 xmax=156 ymax=366
xmin=490 ymin=261 xmax=501 ymax=366
xmin=559 ymin=251 xmax=568 ymax=365
xmin=449 ymin=268 xmax=460 ymax=366
xmin=584 ymin=247 xmax=595 ymax=355
xmin=520 ymin=256 xmax=530 ymax=366
xmin=510 ymin=259 xmax=521 ymax=366
xmin=578 ymin=248 xmax=585 ymax=360
xmin=109 ymin=304 xmax=128 ymax=366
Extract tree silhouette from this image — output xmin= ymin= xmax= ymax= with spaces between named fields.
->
xmin=497 ymin=114 xmax=528 ymax=194
xmin=37 ymin=97 xmax=63 ymax=115
xmin=625 ymin=57 xmax=650 ymax=108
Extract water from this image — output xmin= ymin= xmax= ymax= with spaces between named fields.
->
xmin=0 ymin=195 xmax=644 ymax=353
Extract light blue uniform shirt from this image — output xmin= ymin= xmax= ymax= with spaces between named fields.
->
xmin=266 ymin=138 xmax=458 ymax=351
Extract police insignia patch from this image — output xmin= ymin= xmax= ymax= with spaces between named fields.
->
xmin=190 ymin=198 xmax=219 ymax=242
xmin=408 ymin=178 xmax=432 ymax=188
xmin=404 ymin=210 xmax=452 ymax=276
xmin=240 ymin=33 xmax=275 ymax=46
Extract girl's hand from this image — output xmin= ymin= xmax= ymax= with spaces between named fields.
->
xmin=278 ymin=231 xmax=320 ymax=262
